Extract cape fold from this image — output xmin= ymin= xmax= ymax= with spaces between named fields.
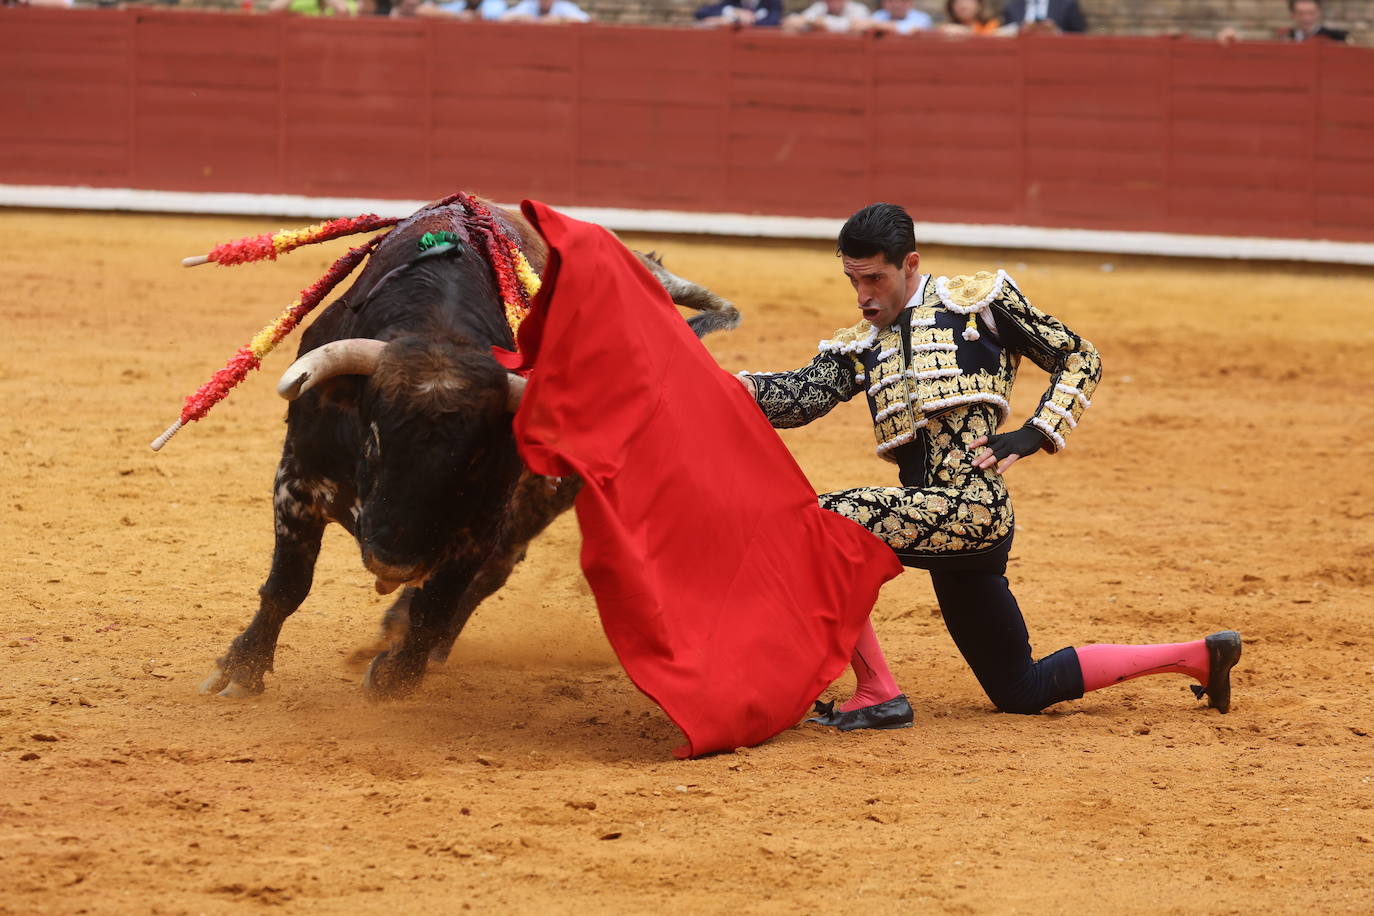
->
xmin=501 ymin=201 xmax=902 ymax=757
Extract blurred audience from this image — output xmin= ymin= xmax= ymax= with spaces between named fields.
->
xmin=782 ymin=0 xmax=872 ymax=33
xmin=1000 ymin=0 xmax=1086 ymax=33
xmin=1282 ymin=0 xmax=1348 ymax=40
xmin=865 ymin=0 xmax=932 ymax=34
xmin=694 ymin=0 xmax=782 ymax=28
xmin=416 ymin=0 xmax=507 ymax=18
xmin=270 ymin=0 xmax=356 ymax=13
xmin=1218 ymin=0 xmax=1348 ymax=43
xmin=36 ymin=0 xmax=1358 ymax=44
xmin=502 ymin=0 xmax=589 ymax=21
xmin=939 ymin=0 xmax=1003 ymax=34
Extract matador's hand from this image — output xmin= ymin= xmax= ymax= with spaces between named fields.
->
xmin=969 ymin=427 xmax=1048 ymax=475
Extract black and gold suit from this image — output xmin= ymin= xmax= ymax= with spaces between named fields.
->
xmin=743 ymin=270 xmax=1102 ymax=713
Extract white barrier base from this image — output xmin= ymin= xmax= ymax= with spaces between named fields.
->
xmin=3 ymin=184 xmax=1372 ymax=266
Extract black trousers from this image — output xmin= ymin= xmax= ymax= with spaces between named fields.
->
xmin=928 ymin=569 xmax=1084 ymax=714
xmin=871 ymin=441 xmax=1084 ymax=713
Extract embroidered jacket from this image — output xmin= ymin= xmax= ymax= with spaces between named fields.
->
xmin=744 ymin=270 xmax=1101 ymax=462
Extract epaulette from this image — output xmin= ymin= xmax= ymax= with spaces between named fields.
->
xmin=817 ymin=319 xmax=879 ymax=355
xmin=933 ymin=269 xmax=1014 ymax=341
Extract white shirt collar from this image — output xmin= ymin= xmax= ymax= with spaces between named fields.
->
xmin=905 ymin=274 xmax=928 ymax=309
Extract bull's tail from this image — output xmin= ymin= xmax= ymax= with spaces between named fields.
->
xmin=633 ymin=251 xmax=741 ymax=340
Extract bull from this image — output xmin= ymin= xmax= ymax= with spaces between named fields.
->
xmin=197 ymin=198 xmax=737 ymax=700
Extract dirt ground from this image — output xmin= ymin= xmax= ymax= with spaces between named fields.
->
xmin=2 ymin=208 xmax=1372 ymax=914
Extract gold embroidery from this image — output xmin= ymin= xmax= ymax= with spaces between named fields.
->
xmin=751 ymin=352 xmax=859 ymax=429
xmin=819 ymin=319 xmax=877 ymax=353
xmin=768 ymin=269 xmax=1101 ymax=561
xmin=939 ymin=270 xmax=1000 ymax=311
xmin=819 ymin=406 xmax=1014 ymax=556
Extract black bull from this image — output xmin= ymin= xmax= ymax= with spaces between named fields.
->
xmin=198 ymin=201 xmax=738 ymax=700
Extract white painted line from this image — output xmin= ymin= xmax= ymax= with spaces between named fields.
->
xmin=3 ymin=184 xmax=1373 ymax=266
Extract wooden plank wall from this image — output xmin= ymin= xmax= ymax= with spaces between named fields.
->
xmin=3 ymin=8 xmax=1372 ymax=242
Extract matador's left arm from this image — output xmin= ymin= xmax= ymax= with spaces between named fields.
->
xmin=988 ymin=278 xmax=1102 ymax=453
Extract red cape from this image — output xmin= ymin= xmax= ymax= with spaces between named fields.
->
xmin=498 ymin=201 xmax=902 ymax=757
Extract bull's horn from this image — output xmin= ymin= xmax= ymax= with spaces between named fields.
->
xmin=506 ymin=373 xmax=526 ymax=412
xmin=276 ymin=338 xmax=387 ymax=401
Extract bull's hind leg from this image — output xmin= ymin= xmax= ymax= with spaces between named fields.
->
xmin=199 ymin=464 xmax=329 ymax=698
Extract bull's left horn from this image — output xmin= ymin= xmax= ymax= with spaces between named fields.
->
xmin=276 ymin=338 xmax=387 ymax=401
xmin=506 ymin=373 xmax=526 ymax=412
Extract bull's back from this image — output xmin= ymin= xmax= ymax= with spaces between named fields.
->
xmin=298 ymin=201 xmax=533 ymax=356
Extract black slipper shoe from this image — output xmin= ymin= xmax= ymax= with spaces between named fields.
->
xmin=807 ymin=694 xmax=914 ymax=731
xmin=1189 ymin=630 xmax=1242 ymax=713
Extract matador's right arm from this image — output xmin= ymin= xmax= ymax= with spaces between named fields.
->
xmin=737 ymin=348 xmax=864 ymax=429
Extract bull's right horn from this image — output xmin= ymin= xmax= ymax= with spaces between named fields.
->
xmin=276 ymin=338 xmax=387 ymax=401
xmin=506 ymin=373 xmax=526 ymax=412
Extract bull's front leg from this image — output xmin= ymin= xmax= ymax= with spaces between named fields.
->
xmin=198 ymin=465 xmax=329 ymax=698
xmin=427 ymin=472 xmax=583 ymax=664
xmin=362 ymin=553 xmax=485 ymax=699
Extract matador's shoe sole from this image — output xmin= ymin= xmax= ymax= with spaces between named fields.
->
xmin=807 ymin=694 xmax=914 ymax=731
xmin=1190 ymin=630 xmax=1242 ymax=714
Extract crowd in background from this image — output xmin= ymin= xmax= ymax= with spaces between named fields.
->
xmin=720 ymin=0 xmax=1086 ymax=36
xmin=266 ymin=0 xmax=593 ymax=20
xmin=697 ymin=0 xmax=1347 ymax=40
xmin=4 ymin=0 xmax=1355 ymax=45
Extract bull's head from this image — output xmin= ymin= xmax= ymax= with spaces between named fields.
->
xmin=277 ymin=336 xmax=527 ymax=594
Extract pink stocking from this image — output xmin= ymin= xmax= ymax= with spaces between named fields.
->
xmin=1076 ymin=640 xmax=1209 ymax=693
xmin=839 ymin=618 xmax=902 ymax=712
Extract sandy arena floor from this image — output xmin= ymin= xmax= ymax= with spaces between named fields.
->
xmin=2 ymin=209 xmax=1372 ymax=914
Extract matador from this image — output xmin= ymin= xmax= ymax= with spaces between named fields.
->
xmin=738 ymin=203 xmax=1241 ymax=730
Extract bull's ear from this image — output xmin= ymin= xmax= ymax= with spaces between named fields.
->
xmin=311 ymin=375 xmax=364 ymax=411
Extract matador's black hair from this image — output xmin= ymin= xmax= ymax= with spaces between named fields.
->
xmin=837 ymin=203 xmax=916 ymax=267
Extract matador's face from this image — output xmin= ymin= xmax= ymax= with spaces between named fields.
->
xmin=842 ymin=250 xmax=921 ymax=330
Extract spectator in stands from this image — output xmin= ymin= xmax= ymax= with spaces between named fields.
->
xmin=270 ymin=0 xmax=355 ymax=13
xmin=1282 ymin=0 xmax=1348 ymax=41
xmin=1000 ymin=0 xmax=1085 ymax=33
xmin=694 ymin=0 xmax=783 ymax=28
xmin=939 ymin=0 xmax=1003 ymax=34
xmin=782 ymin=0 xmax=872 ymax=33
xmin=866 ymin=0 xmax=933 ymax=34
xmin=1217 ymin=0 xmax=1347 ymax=44
xmin=416 ymin=0 xmax=507 ymax=18
xmin=503 ymin=0 xmax=589 ymax=21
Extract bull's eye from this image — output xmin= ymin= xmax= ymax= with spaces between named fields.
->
xmin=366 ymin=421 xmax=382 ymax=462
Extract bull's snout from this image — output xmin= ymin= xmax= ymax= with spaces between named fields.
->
xmin=361 ymin=547 xmax=424 ymax=588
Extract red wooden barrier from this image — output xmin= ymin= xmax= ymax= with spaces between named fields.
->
xmin=3 ymin=7 xmax=1373 ymax=242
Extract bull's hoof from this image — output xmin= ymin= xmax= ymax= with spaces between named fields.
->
xmin=427 ymin=640 xmax=456 ymax=667
xmin=217 ymin=680 xmax=262 ymax=699
xmin=197 ymin=665 xmax=263 ymax=698
xmin=198 ymin=666 xmax=229 ymax=696
xmin=362 ymin=650 xmax=424 ymax=701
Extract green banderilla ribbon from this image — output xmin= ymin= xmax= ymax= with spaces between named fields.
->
xmin=417 ymin=231 xmax=463 ymax=257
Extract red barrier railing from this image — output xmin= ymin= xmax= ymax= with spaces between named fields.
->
xmin=3 ymin=8 xmax=1372 ymax=241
